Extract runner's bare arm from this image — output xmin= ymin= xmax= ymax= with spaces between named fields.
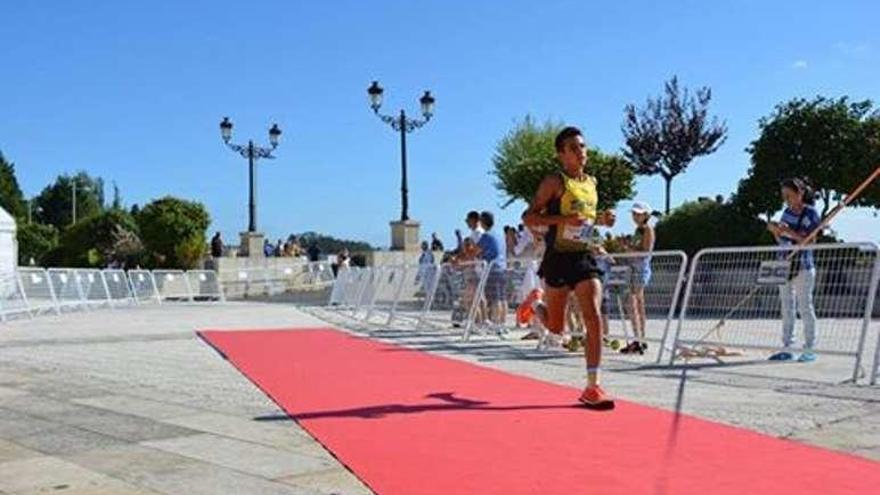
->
xmin=522 ymin=175 xmax=582 ymax=227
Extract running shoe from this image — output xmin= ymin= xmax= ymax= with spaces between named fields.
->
xmin=768 ymin=351 xmax=794 ymax=361
xmin=619 ymin=341 xmax=644 ymax=355
xmin=797 ymin=351 xmax=817 ymax=363
xmin=578 ymin=385 xmax=615 ymax=410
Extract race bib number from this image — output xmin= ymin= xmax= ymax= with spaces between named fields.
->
xmin=561 ymin=221 xmax=595 ymax=245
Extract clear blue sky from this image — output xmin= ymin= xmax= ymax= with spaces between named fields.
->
xmin=2 ymin=0 xmax=878 ymax=247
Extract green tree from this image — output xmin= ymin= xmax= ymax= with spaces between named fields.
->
xmin=34 ymin=172 xmax=105 ymax=229
xmin=295 ymin=232 xmax=373 ymax=254
xmin=738 ymin=96 xmax=880 ymax=217
xmin=492 ymin=117 xmax=636 ymax=210
xmin=17 ymin=223 xmax=59 ymax=265
xmin=622 ymin=76 xmax=728 ymax=214
xmin=136 ymin=197 xmax=210 ymax=269
xmin=654 ymin=198 xmax=771 ymax=257
xmin=0 ymin=152 xmax=27 ymax=220
xmin=50 ymin=210 xmax=141 ymax=267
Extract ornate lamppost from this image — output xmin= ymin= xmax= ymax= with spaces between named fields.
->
xmin=367 ymin=81 xmax=435 ymax=250
xmin=219 ymin=117 xmax=282 ymax=256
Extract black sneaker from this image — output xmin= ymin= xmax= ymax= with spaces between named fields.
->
xmin=619 ymin=341 xmax=640 ymax=354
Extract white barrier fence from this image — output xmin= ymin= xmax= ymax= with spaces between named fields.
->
xmin=600 ymin=251 xmax=689 ymax=362
xmin=321 ymin=244 xmax=880 ymax=384
xmin=220 ymin=262 xmax=336 ymax=299
xmin=0 ymin=267 xmax=228 ymax=322
xmin=669 ymin=243 xmax=880 ymax=382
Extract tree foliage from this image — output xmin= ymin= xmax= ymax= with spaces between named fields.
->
xmin=737 ymin=96 xmax=880 ymax=218
xmin=34 ymin=172 xmax=105 ymax=230
xmin=0 ymin=152 xmax=27 ymax=220
xmin=492 ymin=116 xmax=636 ymax=210
xmin=295 ymin=232 xmax=373 ymax=254
xmin=655 ymin=199 xmax=773 ymax=257
xmin=622 ymin=76 xmax=728 ymax=213
xmin=136 ymin=197 xmax=210 ymax=269
xmin=47 ymin=210 xmax=141 ymax=267
xmin=17 ymin=223 xmax=59 ymax=265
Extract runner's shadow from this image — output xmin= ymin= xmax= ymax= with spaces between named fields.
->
xmin=283 ymin=391 xmax=583 ymax=420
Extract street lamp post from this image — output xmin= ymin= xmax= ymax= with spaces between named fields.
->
xmin=27 ymin=201 xmax=42 ymax=225
xmin=219 ymin=117 xmax=282 ymax=233
xmin=71 ymin=178 xmax=91 ymax=225
xmin=367 ymin=81 xmax=435 ymax=223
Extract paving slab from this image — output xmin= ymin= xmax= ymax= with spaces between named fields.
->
xmin=39 ymin=407 xmax=199 ymax=443
xmin=0 ymin=456 xmax=126 ymax=494
xmin=277 ymin=467 xmax=373 ymax=495
xmin=142 ymin=433 xmax=336 ymax=479
xmin=0 ymin=439 xmax=41 ymax=464
xmin=72 ymin=394 xmax=204 ymax=421
xmin=12 ymin=425 xmax=126 ymax=456
xmin=161 ymin=412 xmax=319 ymax=452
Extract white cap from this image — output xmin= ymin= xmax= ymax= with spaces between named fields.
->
xmin=631 ymin=202 xmax=652 ymax=214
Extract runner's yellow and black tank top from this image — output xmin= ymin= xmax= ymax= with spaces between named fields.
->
xmin=546 ymin=172 xmax=599 ymax=253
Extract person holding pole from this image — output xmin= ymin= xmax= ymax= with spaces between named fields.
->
xmin=766 ymin=178 xmax=821 ymax=362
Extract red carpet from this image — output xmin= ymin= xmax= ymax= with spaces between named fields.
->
xmin=199 ymin=328 xmax=879 ymax=494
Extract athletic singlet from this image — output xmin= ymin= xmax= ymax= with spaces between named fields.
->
xmin=546 ymin=172 xmax=599 ymax=253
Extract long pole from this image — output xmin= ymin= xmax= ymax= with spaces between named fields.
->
xmin=248 ymin=140 xmax=256 ymax=232
xmin=400 ymin=110 xmax=409 ymax=222
xmin=27 ymin=200 xmax=32 ymax=224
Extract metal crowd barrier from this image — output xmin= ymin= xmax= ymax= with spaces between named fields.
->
xmin=0 ymin=270 xmax=31 ymax=321
xmin=668 ymin=243 xmax=880 ymax=382
xmin=128 ymin=269 xmax=160 ymax=304
xmin=16 ymin=267 xmax=58 ymax=316
xmin=600 ymin=250 xmax=688 ymax=362
xmin=319 ymin=244 xmax=880 ymax=385
xmin=1 ymin=267 xmax=228 ymax=323
xmin=153 ymin=270 xmax=194 ymax=302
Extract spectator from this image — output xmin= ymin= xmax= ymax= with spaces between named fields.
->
xmin=418 ymin=241 xmax=436 ymax=293
xmin=263 ymin=239 xmax=274 ymax=257
xmin=431 ymin=232 xmax=445 ymax=252
xmin=210 ymin=232 xmax=224 ymax=258
xmin=307 ymin=243 xmax=321 ymax=262
xmin=504 ymin=226 xmax=517 ymax=258
xmin=514 ymin=224 xmax=536 ymax=258
xmin=767 ymin=178 xmax=820 ymax=363
xmin=338 ymin=248 xmax=351 ymax=268
xmin=286 ymin=235 xmax=303 ymax=257
xmin=619 ymin=202 xmax=657 ymax=356
xmin=476 ymin=211 xmax=508 ymax=333
xmin=456 ymin=210 xmax=484 ymax=253
xmin=274 ymin=239 xmax=284 ymax=257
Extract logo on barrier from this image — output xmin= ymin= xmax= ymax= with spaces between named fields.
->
xmin=112 ymin=274 xmax=120 ymax=283
xmin=606 ymin=266 xmax=631 ymax=287
xmin=199 ymin=273 xmax=207 ymax=282
xmin=757 ymin=261 xmax=791 ymax=285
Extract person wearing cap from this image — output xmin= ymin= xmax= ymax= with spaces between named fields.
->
xmin=619 ymin=201 xmax=656 ymax=355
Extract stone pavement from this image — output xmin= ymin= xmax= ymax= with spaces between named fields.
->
xmin=0 ymin=302 xmax=877 ymax=494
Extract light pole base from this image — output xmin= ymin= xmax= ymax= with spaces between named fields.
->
xmin=239 ymin=232 xmax=266 ymax=258
xmin=389 ymin=220 xmax=421 ymax=252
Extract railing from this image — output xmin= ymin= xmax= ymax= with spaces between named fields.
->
xmin=318 ymin=243 xmax=880 ymax=384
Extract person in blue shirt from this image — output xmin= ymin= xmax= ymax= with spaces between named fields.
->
xmin=766 ymin=178 xmax=821 ymax=362
xmin=476 ymin=211 xmax=508 ymax=333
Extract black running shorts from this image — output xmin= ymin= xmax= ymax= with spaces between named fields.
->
xmin=538 ymin=250 xmax=604 ymax=289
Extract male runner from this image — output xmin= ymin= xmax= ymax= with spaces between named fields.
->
xmin=523 ymin=126 xmax=616 ymax=409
